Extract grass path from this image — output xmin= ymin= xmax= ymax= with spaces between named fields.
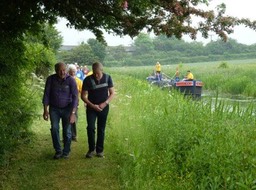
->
xmin=1 ymin=105 xmax=120 ymax=190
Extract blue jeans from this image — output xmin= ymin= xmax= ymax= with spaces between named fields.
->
xmin=86 ymin=105 xmax=109 ymax=153
xmin=49 ymin=105 xmax=72 ymax=155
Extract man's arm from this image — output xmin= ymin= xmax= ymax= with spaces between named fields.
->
xmin=70 ymin=77 xmax=78 ymax=109
xmin=43 ymin=104 xmax=49 ymax=121
xmin=105 ymin=87 xmax=114 ymax=104
xmin=99 ymin=87 xmax=115 ymax=109
xmin=42 ymin=76 xmax=51 ymax=121
xmin=81 ymin=90 xmax=102 ymax=112
xmin=70 ymin=78 xmax=78 ymax=123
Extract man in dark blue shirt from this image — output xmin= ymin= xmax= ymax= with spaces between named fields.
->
xmin=81 ymin=62 xmax=114 ymax=158
xmin=43 ymin=62 xmax=78 ymax=159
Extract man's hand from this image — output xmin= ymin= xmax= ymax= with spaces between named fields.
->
xmin=43 ymin=110 xmax=49 ymax=121
xmin=99 ymin=102 xmax=108 ymax=110
xmin=70 ymin=113 xmax=76 ymax=124
xmin=94 ymin=104 xmax=103 ymax=112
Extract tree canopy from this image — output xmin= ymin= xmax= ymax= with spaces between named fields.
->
xmin=1 ymin=0 xmax=256 ymax=42
xmin=58 ymin=42 xmax=99 ymax=64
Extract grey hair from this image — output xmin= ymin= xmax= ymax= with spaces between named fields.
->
xmin=67 ymin=64 xmax=77 ymax=73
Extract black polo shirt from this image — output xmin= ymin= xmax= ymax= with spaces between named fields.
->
xmin=82 ymin=73 xmax=113 ymax=104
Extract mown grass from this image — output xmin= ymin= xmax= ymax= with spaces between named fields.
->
xmin=0 ymin=103 xmax=120 ymax=190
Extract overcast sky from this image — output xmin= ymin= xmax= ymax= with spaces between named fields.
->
xmin=55 ymin=0 xmax=256 ymax=46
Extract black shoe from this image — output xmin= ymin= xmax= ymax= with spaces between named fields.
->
xmin=53 ymin=152 xmax=62 ymax=159
xmin=72 ymin=137 xmax=77 ymax=142
xmin=62 ymin=154 xmax=69 ymax=159
xmin=85 ymin=151 xmax=95 ymax=158
xmin=96 ymin=152 xmax=104 ymax=158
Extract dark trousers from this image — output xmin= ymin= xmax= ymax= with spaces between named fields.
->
xmin=86 ymin=105 xmax=109 ymax=153
xmin=71 ymin=122 xmax=77 ymax=139
xmin=71 ymin=110 xmax=78 ymax=139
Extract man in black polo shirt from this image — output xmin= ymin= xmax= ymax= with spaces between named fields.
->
xmin=81 ymin=62 xmax=114 ymax=158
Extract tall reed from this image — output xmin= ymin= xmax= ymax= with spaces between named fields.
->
xmin=107 ymin=71 xmax=256 ymax=189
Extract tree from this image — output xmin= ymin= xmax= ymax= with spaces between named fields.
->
xmin=204 ymin=38 xmax=251 ymax=56
xmin=24 ymin=24 xmax=62 ymax=76
xmin=58 ymin=43 xmax=97 ymax=65
xmin=186 ymin=41 xmax=205 ymax=56
xmin=106 ymin=45 xmax=129 ymax=61
xmin=87 ymin=39 xmax=107 ymax=62
xmin=1 ymin=1 xmax=256 ymax=43
xmin=133 ymin=33 xmax=154 ymax=55
xmin=153 ymin=35 xmax=171 ymax=52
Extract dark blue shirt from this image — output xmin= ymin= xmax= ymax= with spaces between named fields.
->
xmin=42 ymin=74 xmax=78 ymax=108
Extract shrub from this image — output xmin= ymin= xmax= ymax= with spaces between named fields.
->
xmin=218 ymin=62 xmax=229 ymax=69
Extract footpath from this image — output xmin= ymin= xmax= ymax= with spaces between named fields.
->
xmin=1 ymin=112 xmax=120 ymax=190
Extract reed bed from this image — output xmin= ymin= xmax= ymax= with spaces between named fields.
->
xmin=106 ymin=63 xmax=256 ymax=189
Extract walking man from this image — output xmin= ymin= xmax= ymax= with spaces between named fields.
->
xmin=43 ymin=62 xmax=78 ymax=159
xmin=81 ymin=62 xmax=114 ymax=158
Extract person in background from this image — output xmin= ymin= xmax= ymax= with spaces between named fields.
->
xmin=185 ymin=70 xmax=194 ymax=80
xmin=67 ymin=64 xmax=83 ymax=142
xmin=75 ymin=63 xmax=84 ymax=81
xmin=86 ymin=69 xmax=93 ymax=77
xmin=42 ymin=62 xmax=78 ymax=159
xmin=155 ymin=61 xmax=162 ymax=81
xmin=81 ymin=62 xmax=114 ymax=158
xmin=175 ymin=67 xmax=180 ymax=82
xmin=81 ymin=66 xmax=89 ymax=80
xmin=155 ymin=61 xmax=161 ymax=74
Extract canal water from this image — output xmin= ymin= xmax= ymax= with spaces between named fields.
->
xmin=201 ymin=91 xmax=256 ymax=114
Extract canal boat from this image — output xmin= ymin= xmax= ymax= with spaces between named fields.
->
xmin=174 ymin=80 xmax=203 ymax=98
xmin=146 ymin=73 xmax=203 ymax=98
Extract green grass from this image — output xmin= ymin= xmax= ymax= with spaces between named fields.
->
xmin=2 ymin=60 xmax=256 ymax=189
xmin=0 ymin=103 xmax=120 ymax=190
xmin=111 ymin=74 xmax=256 ymax=189
xmin=107 ymin=59 xmax=256 ymax=97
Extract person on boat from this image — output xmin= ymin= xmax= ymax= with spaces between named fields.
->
xmin=175 ymin=67 xmax=180 ymax=82
xmin=184 ymin=70 xmax=194 ymax=81
xmin=155 ymin=61 xmax=162 ymax=81
xmin=155 ymin=61 xmax=161 ymax=74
